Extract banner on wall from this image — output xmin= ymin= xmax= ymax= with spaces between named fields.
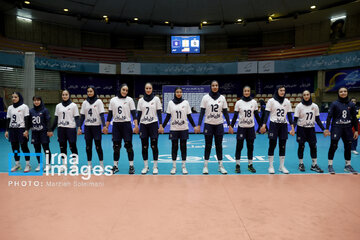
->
xmin=258 ymin=61 xmax=275 ymax=73
xmin=61 ymin=74 xmax=118 ymax=95
xmin=325 ymin=68 xmax=360 ymax=92
xmin=237 ymin=61 xmax=258 ymax=74
xmin=121 ymin=62 xmax=141 ymax=75
xmin=162 ymin=85 xmax=210 ymax=113
xmin=256 ymin=73 xmax=315 ymax=94
xmin=99 ymin=63 xmax=116 ymax=74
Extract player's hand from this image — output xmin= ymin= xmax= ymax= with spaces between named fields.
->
xmin=228 ymin=126 xmax=234 ymax=134
xmin=158 ymin=126 xmax=164 ymax=134
xmin=133 ymin=126 xmax=139 ymax=134
xmin=5 ymin=131 xmax=8 ymax=139
xmin=77 ymin=128 xmax=82 ymax=135
xmin=102 ymin=126 xmax=108 ymax=134
xmin=289 ymin=128 xmax=295 ymax=136
xmin=260 ymin=125 xmax=266 ymax=134
xmin=323 ymin=129 xmax=330 ymax=137
xmin=47 ymin=131 xmax=53 ymax=137
xmin=354 ymin=131 xmax=358 ymax=140
xmin=194 ymin=126 xmax=200 ymax=134
xmin=23 ymin=130 xmax=29 ymax=139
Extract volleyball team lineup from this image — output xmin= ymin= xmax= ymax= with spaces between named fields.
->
xmin=5 ymin=80 xmax=359 ymax=175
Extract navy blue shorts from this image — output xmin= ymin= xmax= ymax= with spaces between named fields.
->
xmin=8 ymin=128 xmax=28 ymax=143
xmin=112 ymin=122 xmax=133 ymax=142
xmin=296 ymin=126 xmax=316 ymax=144
xmin=268 ymin=122 xmax=288 ymax=140
xmin=140 ymin=122 xmax=158 ymax=139
xmin=204 ymin=123 xmax=224 ymax=136
xmin=169 ymin=130 xmax=189 ymax=140
xmin=84 ymin=125 xmax=102 ymax=141
xmin=236 ymin=127 xmax=256 ymax=140
xmin=331 ymin=126 xmax=353 ymax=141
xmin=57 ymin=127 xmax=77 ymax=143
xmin=31 ymin=130 xmax=50 ymax=144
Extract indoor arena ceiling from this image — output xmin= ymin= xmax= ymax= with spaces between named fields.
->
xmin=1 ymin=0 xmax=360 ymax=35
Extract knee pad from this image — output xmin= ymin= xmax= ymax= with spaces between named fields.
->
xmin=113 ymin=143 xmax=121 ymax=152
xmin=150 ymin=139 xmax=157 ymax=149
xmin=124 ymin=141 xmax=132 ymax=150
xmin=330 ymin=143 xmax=338 ymax=150
xmin=60 ymin=143 xmax=66 ymax=150
xmin=69 ymin=144 xmax=76 ymax=151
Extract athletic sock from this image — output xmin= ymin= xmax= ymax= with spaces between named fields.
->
xmin=236 ymin=159 xmax=240 ymax=165
xmin=312 ymin=158 xmax=317 ymax=166
xmin=153 ymin=160 xmax=158 ymax=168
xmin=268 ymin=156 xmax=274 ymax=167
xmin=299 ymin=159 xmax=304 ymax=164
xmin=279 ymin=156 xmax=285 ymax=167
xmin=114 ymin=161 xmax=119 ymax=167
xmin=248 ymin=159 xmax=253 ymax=165
xmin=346 ymin=160 xmax=351 ymax=166
xmin=204 ymin=159 xmax=209 ymax=167
xmin=328 ymin=160 xmax=333 ymax=165
xmin=144 ymin=160 xmax=148 ymax=168
xmin=172 ymin=160 xmax=176 ymax=168
xmin=129 ymin=161 xmax=134 ymax=166
xmin=182 ymin=160 xmax=186 ymax=167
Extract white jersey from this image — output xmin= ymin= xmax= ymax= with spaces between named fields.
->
xmin=166 ymin=100 xmax=192 ymax=131
xmin=7 ymin=104 xmax=29 ymax=128
xmin=200 ymin=94 xmax=228 ymax=125
xmin=137 ymin=96 xmax=162 ymax=125
xmin=294 ymin=102 xmax=320 ymax=128
xmin=109 ymin=96 xmax=136 ymax=122
xmin=80 ymin=99 xmax=105 ymax=126
xmin=265 ymin=98 xmax=292 ymax=124
xmin=55 ymin=102 xmax=79 ymax=128
xmin=234 ymin=99 xmax=258 ymax=128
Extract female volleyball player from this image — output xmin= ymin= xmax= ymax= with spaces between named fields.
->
xmin=136 ymin=83 xmax=163 ymax=175
xmin=230 ymin=86 xmax=261 ymax=173
xmin=5 ymin=92 xmax=31 ymax=172
xmin=324 ymin=87 xmax=358 ymax=174
xmin=105 ymin=84 xmax=138 ymax=174
xmin=161 ymin=87 xmax=196 ymax=175
xmin=49 ymin=90 xmax=80 ymax=172
xmin=293 ymin=90 xmax=324 ymax=173
xmin=194 ymin=80 xmax=232 ymax=174
xmin=78 ymin=86 xmax=106 ymax=173
xmin=260 ymin=86 xmax=295 ymax=174
xmin=29 ymin=96 xmax=52 ymax=172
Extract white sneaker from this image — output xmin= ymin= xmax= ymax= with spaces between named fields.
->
xmin=202 ymin=166 xmax=209 ymax=174
xmin=141 ymin=167 xmax=149 ymax=175
xmin=24 ymin=165 xmax=31 ymax=173
xmin=182 ymin=167 xmax=188 ymax=175
xmin=11 ymin=164 xmax=21 ymax=172
xmin=279 ymin=165 xmax=289 ymax=174
xmin=268 ymin=165 xmax=275 ymax=174
xmin=153 ymin=167 xmax=159 ymax=175
xmin=352 ymin=150 xmax=359 ymax=155
xmin=35 ymin=164 xmax=41 ymax=172
xmin=170 ymin=167 xmax=176 ymax=175
xmin=218 ymin=166 xmax=228 ymax=174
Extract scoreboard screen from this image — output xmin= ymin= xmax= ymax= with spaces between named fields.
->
xmin=171 ymin=36 xmax=200 ymax=54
